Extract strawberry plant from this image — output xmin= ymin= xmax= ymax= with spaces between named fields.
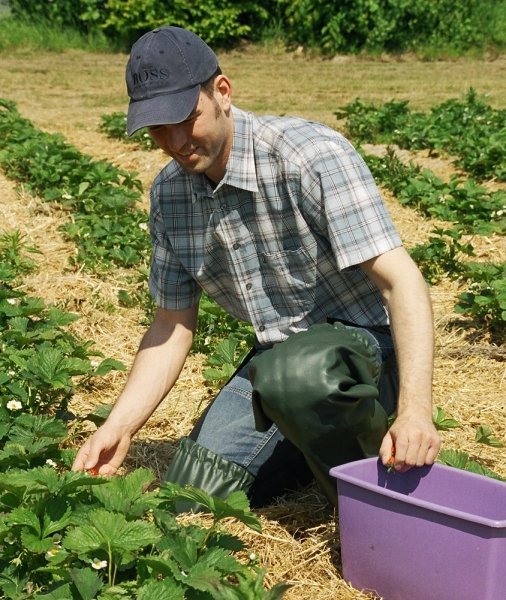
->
xmin=434 ymin=409 xmax=505 ymax=480
xmin=99 ymin=112 xmax=158 ymax=151
xmin=335 ymin=98 xmax=412 ymax=145
xmin=202 ymin=336 xmax=251 ymax=387
xmin=0 ymin=467 xmax=289 ymax=599
xmin=362 ymin=146 xmax=422 ymax=197
xmin=438 ymin=449 xmax=506 ymax=482
xmin=0 ymin=293 xmax=125 ymax=415
xmin=432 ymin=407 xmax=461 ymax=431
xmin=363 ymin=148 xmax=506 ymax=235
xmin=117 ymin=266 xmax=157 ymax=325
xmin=475 ymin=425 xmax=504 ymax=448
xmin=0 ymin=230 xmax=41 ymax=284
xmin=396 ymin=172 xmax=506 ymax=234
xmin=455 ymin=262 xmax=506 ymax=339
xmin=0 ymin=411 xmax=72 ymax=471
xmin=408 ymin=226 xmax=475 ymax=285
xmin=194 ymin=293 xmax=254 ymax=356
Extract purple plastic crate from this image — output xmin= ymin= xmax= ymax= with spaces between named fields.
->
xmin=329 ymin=457 xmax=506 ymax=600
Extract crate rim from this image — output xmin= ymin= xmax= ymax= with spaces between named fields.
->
xmin=330 ymin=457 xmax=506 ymax=529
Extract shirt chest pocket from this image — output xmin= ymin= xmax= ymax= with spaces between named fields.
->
xmin=261 ymin=244 xmax=317 ymax=309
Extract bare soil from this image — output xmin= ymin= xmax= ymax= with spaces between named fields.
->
xmin=1 ymin=47 xmax=505 ymax=599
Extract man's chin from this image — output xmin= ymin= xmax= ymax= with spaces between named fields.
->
xmin=173 ymin=157 xmax=207 ymax=175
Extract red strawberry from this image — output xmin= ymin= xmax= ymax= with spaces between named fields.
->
xmin=387 ymin=445 xmax=396 ymax=473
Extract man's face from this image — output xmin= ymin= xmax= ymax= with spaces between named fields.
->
xmin=147 ymin=76 xmax=233 ymax=184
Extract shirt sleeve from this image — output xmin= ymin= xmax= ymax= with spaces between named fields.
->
xmin=149 ymin=186 xmax=202 ymax=310
xmin=300 ymin=137 xmax=402 ymax=270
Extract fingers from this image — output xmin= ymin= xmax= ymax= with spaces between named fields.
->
xmin=71 ymin=428 xmax=132 ymax=477
xmin=379 ymin=431 xmax=394 ymax=465
xmin=383 ymin=415 xmax=441 ymax=473
xmin=95 ymin=436 xmax=132 ymax=476
xmin=71 ymin=434 xmax=105 ymax=472
xmin=72 ymin=440 xmax=92 ymax=472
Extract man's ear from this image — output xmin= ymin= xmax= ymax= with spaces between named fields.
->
xmin=214 ymin=75 xmax=232 ymax=111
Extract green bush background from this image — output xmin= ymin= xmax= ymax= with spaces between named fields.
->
xmin=5 ymin=0 xmax=506 ymax=54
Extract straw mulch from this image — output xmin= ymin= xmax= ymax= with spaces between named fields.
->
xmin=2 ymin=113 xmax=505 ymax=600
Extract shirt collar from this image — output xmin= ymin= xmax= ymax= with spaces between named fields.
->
xmin=220 ymin=106 xmax=259 ymax=193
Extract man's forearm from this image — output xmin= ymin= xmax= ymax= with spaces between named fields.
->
xmin=386 ymin=272 xmax=434 ymax=418
xmin=361 ymin=247 xmax=434 ymax=413
xmin=105 ymin=304 xmax=198 ymax=437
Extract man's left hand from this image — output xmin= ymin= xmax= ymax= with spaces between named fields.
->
xmin=380 ymin=412 xmax=441 ymax=472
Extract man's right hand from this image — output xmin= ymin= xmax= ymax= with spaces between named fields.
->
xmin=71 ymin=424 xmax=132 ymax=476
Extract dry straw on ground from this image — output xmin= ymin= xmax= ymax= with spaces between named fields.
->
xmin=1 ymin=48 xmax=505 ymax=599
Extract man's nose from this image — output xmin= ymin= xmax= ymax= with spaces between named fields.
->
xmin=164 ymin=124 xmax=188 ymax=151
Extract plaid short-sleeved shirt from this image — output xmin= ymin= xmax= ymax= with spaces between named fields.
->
xmin=149 ymin=106 xmax=402 ymax=345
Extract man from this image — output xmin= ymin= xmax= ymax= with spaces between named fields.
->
xmin=72 ymin=26 xmax=440 ymax=507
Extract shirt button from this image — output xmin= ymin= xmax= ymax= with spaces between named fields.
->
xmin=221 ymin=203 xmax=227 ymax=209
xmin=246 ymin=283 xmax=252 ymax=290
xmin=233 ymin=243 xmax=240 ymax=250
xmin=258 ymin=325 xmax=265 ymax=332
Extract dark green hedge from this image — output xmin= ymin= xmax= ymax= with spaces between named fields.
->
xmin=7 ymin=0 xmax=506 ymax=54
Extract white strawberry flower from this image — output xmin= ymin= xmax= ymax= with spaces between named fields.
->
xmin=6 ymin=399 xmax=22 ymax=411
xmin=138 ymin=222 xmax=148 ymax=231
xmin=46 ymin=459 xmax=58 ymax=468
xmin=90 ymin=558 xmax=108 ymax=570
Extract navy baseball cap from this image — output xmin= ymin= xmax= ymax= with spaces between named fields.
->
xmin=126 ymin=27 xmax=219 ymax=136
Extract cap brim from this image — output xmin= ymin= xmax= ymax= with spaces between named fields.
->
xmin=126 ymin=85 xmax=200 ymax=136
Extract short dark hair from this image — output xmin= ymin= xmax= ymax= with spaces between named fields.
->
xmin=200 ymin=66 xmax=222 ymax=98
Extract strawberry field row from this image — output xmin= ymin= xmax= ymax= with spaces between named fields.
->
xmin=0 ymin=230 xmax=283 ymax=599
xmin=362 ymin=144 xmax=506 ymax=340
xmin=336 ymin=88 xmax=506 ymax=182
xmin=0 ymin=99 xmax=150 ymax=273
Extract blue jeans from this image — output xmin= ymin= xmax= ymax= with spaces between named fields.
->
xmin=192 ymin=326 xmax=398 ymax=505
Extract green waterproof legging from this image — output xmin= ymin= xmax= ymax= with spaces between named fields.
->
xmin=247 ymin=321 xmax=397 ymax=505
